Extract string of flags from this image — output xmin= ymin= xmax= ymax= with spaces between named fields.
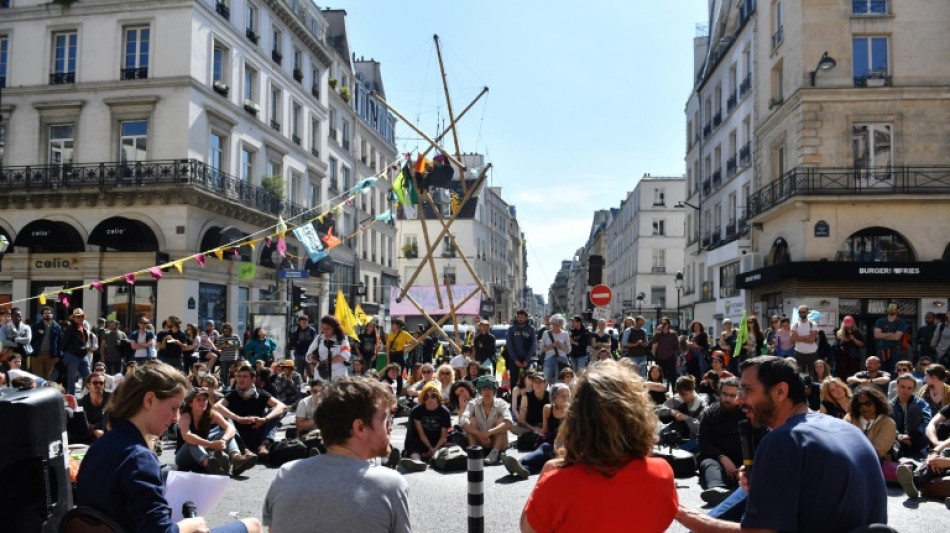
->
xmin=20 ymin=152 xmax=435 ymax=309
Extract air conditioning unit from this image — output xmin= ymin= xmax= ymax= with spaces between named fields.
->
xmin=741 ymin=253 xmax=763 ymax=273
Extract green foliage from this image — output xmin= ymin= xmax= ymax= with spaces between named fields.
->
xmin=261 ymin=175 xmax=286 ymax=199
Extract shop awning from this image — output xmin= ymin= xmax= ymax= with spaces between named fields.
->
xmin=88 ymin=216 xmax=158 ymax=252
xmin=736 ymin=261 xmax=949 ymax=289
xmin=14 ymin=219 xmax=84 ymax=253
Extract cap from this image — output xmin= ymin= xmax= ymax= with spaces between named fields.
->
xmin=475 ymin=375 xmax=497 ymax=391
xmin=722 ymin=318 xmax=732 ymax=324
xmin=711 ymin=351 xmax=726 ymax=363
xmin=479 ymin=318 xmax=491 ymax=325
xmin=71 ymin=308 xmax=86 ymax=317
xmin=205 ymin=319 xmax=215 ymax=325
xmin=279 ymin=360 xmax=295 ymax=369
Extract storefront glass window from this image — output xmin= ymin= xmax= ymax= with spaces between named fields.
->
xmin=238 ymin=287 xmax=249 ymax=334
xmin=834 ymin=227 xmax=914 ymax=262
xmin=101 ymin=283 xmax=156 ymax=331
xmin=0 ymin=281 xmax=11 ymax=308
xmin=199 ymin=282 xmax=227 ymax=325
xmin=30 ymin=280 xmax=83 ymax=325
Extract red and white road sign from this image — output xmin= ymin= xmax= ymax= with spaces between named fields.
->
xmin=589 ymin=284 xmax=612 ymax=307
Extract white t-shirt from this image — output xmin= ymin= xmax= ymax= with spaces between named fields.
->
xmin=449 ymin=354 xmax=467 ymax=370
xmin=793 ymin=320 xmax=818 ymax=354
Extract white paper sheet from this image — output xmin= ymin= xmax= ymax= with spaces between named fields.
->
xmin=165 ymin=470 xmax=230 ymax=521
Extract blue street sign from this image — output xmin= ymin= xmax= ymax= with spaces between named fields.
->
xmin=279 ymin=269 xmax=309 ymax=279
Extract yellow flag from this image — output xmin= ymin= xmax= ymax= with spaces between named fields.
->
xmin=354 ymin=304 xmax=371 ymax=327
xmin=213 ymin=249 xmax=224 ymax=261
xmin=39 ymin=293 xmax=47 ymax=305
xmin=173 ymin=261 xmax=184 ymax=274
xmin=334 ymin=290 xmax=359 ymax=340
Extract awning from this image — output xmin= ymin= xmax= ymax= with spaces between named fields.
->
xmin=14 ymin=219 xmax=84 ymax=253
xmin=88 ymin=216 xmax=158 ymax=252
xmin=737 ymin=261 xmax=949 ymax=289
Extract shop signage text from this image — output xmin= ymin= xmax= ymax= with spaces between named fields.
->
xmin=858 ymin=267 xmax=920 ymax=275
xmin=34 ymin=257 xmax=78 ymax=269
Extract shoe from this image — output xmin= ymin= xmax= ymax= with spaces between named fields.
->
xmin=399 ymin=457 xmax=428 ymax=472
xmin=207 ymin=450 xmax=231 ymax=475
xmin=386 ymin=447 xmax=401 ymax=469
xmin=257 ymin=440 xmax=273 ymax=463
xmin=700 ymin=487 xmax=732 ymax=506
xmin=896 ymin=464 xmax=919 ymax=499
xmin=229 ymin=451 xmax=258 ymax=476
xmin=484 ymin=449 xmax=501 ymax=466
xmin=945 ymin=496 xmax=950 ymax=510
xmin=502 ymin=454 xmax=529 ymax=479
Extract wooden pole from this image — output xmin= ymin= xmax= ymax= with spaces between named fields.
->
xmin=422 ymin=190 xmax=490 ymax=298
xmin=407 ymin=168 xmax=444 ymax=309
xmin=404 ymin=286 xmax=481 ymax=353
xmin=434 ymin=34 xmax=468 ymax=196
xmin=370 ymin=91 xmax=466 ymax=171
xmin=444 ymin=271 xmax=461 ymax=348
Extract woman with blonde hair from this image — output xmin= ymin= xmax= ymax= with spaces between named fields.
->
xmin=435 ymin=363 xmax=455 ymax=402
xmin=520 ymin=360 xmax=677 ymax=532
xmin=399 ymin=381 xmax=451 ymax=472
xmin=835 ymin=315 xmax=865 ymax=379
xmin=819 ymin=377 xmax=852 ymax=419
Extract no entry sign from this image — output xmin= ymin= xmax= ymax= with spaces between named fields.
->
xmin=589 ymin=284 xmax=612 ymax=307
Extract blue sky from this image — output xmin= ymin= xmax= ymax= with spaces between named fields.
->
xmin=330 ymin=1 xmax=710 ymax=299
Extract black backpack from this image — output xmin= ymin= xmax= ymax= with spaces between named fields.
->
xmin=431 ymin=445 xmax=468 ymax=472
xmin=269 ymin=439 xmax=309 ymax=466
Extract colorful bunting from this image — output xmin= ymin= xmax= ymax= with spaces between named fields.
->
xmin=334 ymin=291 xmax=359 ymax=340
xmin=375 ymin=211 xmax=394 ymax=222
xmin=238 ymin=262 xmax=256 ymax=281
xmin=148 ymin=267 xmax=163 ymax=280
xmin=174 ymin=260 xmax=184 ymax=274
xmin=322 ymin=227 xmax=341 ymax=249
xmin=213 ymin=249 xmax=224 ymax=261
xmin=39 ymin=294 xmax=47 ymax=305
xmin=123 ymin=272 xmax=136 ymax=285
xmin=277 ymin=236 xmax=287 ymax=257
xmin=194 ymin=254 xmax=206 ymax=267
xmin=59 ymin=292 xmax=69 ymax=307
xmin=91 ymin=281 xmax=104 ymax=293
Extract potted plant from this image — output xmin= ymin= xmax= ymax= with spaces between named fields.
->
xmin=261 ymin=175 xmax=286 ymax=199
xmin=212 ymin=80 xmax=229 ymax=96
xmin=328 ymin=77 xmax=338 ymax=89
xmin=46 ymin=0 xmax=81 ymax=13
xmin=293 ymin=68 xmax=304 ymax=82
xmin=243 ymin=99 xmax=260 ymax=115
xmin=339 ymin=87 xmax=351 ymax=102
xmin=402 ymin=243 xmax=418 ymax=259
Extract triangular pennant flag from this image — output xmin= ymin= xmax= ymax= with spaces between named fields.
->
xmin=357 ymin=177 xmax=377 ymax=192
xmin=91 ymin=281 xmax=104 ymax=293
xmin=194 ymin=254 xmax=206 ymax=267
xmin=213 ymin=249 xmax=224 ymax=261
xmin=317 ymin=215 xmax=325 ymax=224
xmin=277 ymin=216 xmax=287 ymax=238
xmin=38 ymin=293 xmax=47 ymax=305
xmin=148 ymin=267 xmax=163 ymax=280
xmin=122 ymin=272 xmax=136 ymax=285
xmin=248 ymin=241 xmax=256 ymax=252
xmin=413 ymin=153 xmax=431 ymax=175
xmin=345 ymin=198 xmax=354 ymax=206
xmin=322 ymin=227 xmax=341 ymax=249
xmin=264 ymin=237 xmax=272 ymax=248
xmin=58 ymin=292 xmax=70 ymax=307
xmin=174 ymin=260 xmax=184 ymax=274
xmin=232 ymin=248 xmax=239 ymax=257
xmin=238 ymin=262 xmax=256 ymax=281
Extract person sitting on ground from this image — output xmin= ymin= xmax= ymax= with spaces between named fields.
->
xmin=254 ymin=367 xmax=278 ymax=397
xmin=558 ymin=367 xmax=575 ymax=388
xmin=504 ymin=382 xmax=570 ymax=479
xmin=406 ymin=363 xmax=437 ymax=400
xmin=890 ymin=373 xmax=932 ymax=460
xmin=406 ymin=362 xmax=424 ymax=387
xmin=917 ymin=363 xmax=950 ymax=416
xmin=655 ymin=375 xmax=709 ymax=452
xmin=927 ymin=399 xmax=950 ymax=455
xmin=896 ymin=448 xmax=950 ymax=501
xmin=819 ymin=377 xmax=852 ymax=419
xmin=200 ymin=374 xmax=223 ymax=401
xmin=176 ymin=388 xmax=257 ymax=476
xmin=90 ymin=362 xmax=115 ymax=392
xmin=697 ymin=370 xmax=722 ymax=404
xmin=76 ymin=361 xmax=262 ymax=533
xmin=844 ymin=385 xmax=897 ymax=461
xmin=520 ymin=360 xmax=678 ymax=532
xmin=847 ymin=356 xmax=891 ymax=395
xmin=887 ymin=360 xmax=919 ymax=401
xmin=273 ymin=360 xmax=304 ymax=407
xmin=293 ymin=378 xmax=326 ymax=440
xmin=187 ymin=362 xmax=207 ymax=389
xmin=510 ymin=371 xmax=532 ymax=420
xmin=645 ymin=363 xmax=670 ymax=406
xmin=79 ymin=372 xmax=111 ymax=441
xmin=696 ymin=377 xmax=747 ymax=506
xmin=244 ymin=327 xmax=277 ymax=368
xmin=399 ymin=382 xmax=452 ymax=472
xmin=449 ymin=345 xmax=471 ymax=380
xmin=460 ymin=375 xmax=513 ymax=466
xmin=216 ymin=362 xmax=287 ymax=462
xmin=351 ymin=358 xmax=367 ymax=377
xmin=516 ymin=373 xmax=551 ymax=437
xmin=463 ymin=359 xmax=482 ymax=383
xmin=709 ymin=352 xmax=734 ymax=378
xmin=379 ymin=362 xmax=405 ymax=399
xmin=448 ymin=379 xmax=476 ymax=419
xmin=434 ymin=363 xmax=455 ymax=402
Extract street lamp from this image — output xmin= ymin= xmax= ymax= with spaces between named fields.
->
xmin=636 ymin=291 xmax=645 ymax=316
xmin=809 ymin=51 xmax=837 ymax=86
xmin=674 ymin=271 xmax=684 ymax=330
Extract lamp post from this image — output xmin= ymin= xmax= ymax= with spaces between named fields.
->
xmin=636 ymin=291 xmax=645 ymax=317
xmin=674 ymin=271 xmax=684 ymax=331
xmin=809 ymin=51 xmax=837 ymax=86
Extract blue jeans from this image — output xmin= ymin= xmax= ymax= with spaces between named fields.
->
xmin=59 ymin=351 xmax=90 ymax=395
xmin=235 ymin=417 xmax=280 ymax=451
xmin=543 ymin=355 xmax=566 ymax=384
xmin=570 ymin=356 xmax=588 ymax=372
xmin=628 ymin=356 xmax=648 ymax=377
xmin=175 ymin=424 xmax=240 ymax=472
xmin=521 ymin=442 xmax=554 ymax=475
xmin=709 ymin=486 xmax=746 ymax=521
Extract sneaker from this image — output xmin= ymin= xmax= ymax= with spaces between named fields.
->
xmin=484 ymin=449 xmax=501 ymax=466
xmin=229 ymin=452 xmax=258 ymax=476
xmin=700 ymin=487 xmax=732 ymax=506
xmin=399 ymin=457 xmax=428 ymax=472
xmin=896 ymin=464 xmax=919 ymax=499
xmin=502 ymin=454 xmax=529 ymax=479
xmin=386 ymin=447 xmax=401 ymax=469
xmin=257 ymin=440 xmax=273 ymax=463
xmin=207 ymin=450 xmax=231 ymax=476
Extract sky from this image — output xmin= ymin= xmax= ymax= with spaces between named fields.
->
xmin=329 ymin=1 xmax=711 ymax=300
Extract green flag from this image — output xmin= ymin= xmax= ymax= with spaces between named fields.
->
xmin=238 ymin=262 xmax=256 ymax=281
xmin=734 ymin=310 xmax=748 ymax=361
xmin=392 ymin=165 xmax=418 ymax=207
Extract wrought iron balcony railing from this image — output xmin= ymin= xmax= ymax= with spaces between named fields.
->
xmin=120 ymin=67 xmax=149 ymax=81
xmin=50 ymin=72 xmax=75 ymax=85
xmin=727 ymin=92 xmax=737 ymax=113
xmin=739 ymin=143 xmax=751 ymax=166
xmin=747 ymin=166 xmax=950 ymax=219
xmin=739 ymin=74 xmax=752 ymax=97
xmin=215 ymin=1 xmax=230 ymax=20
xmin=0 ymin=159 xmax=307 ymax=218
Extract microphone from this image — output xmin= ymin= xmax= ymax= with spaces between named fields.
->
xmin=738 ymin=419 xmax=755 ymax=480
xmin=182 ymin=501 xmax=198 ymax=519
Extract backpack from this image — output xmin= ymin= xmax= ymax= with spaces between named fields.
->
xmin=517 ymin=431 xmax=543 ymax=452
xmin=431 ymin=445 xmax=468 ymax=472
xmin=269 ymin=439 xmax=309 ymax=466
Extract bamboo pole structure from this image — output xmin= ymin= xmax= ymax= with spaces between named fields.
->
xmin=422 ymin=190 xmax=490 ymax=298
xmin=407 ymin=167 xmax=444 ymax=309
xmin=434 ymin=34 xmax=468 ymax=196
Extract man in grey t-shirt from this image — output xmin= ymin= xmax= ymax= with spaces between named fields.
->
xmin=263 ymin=376 xmax=410 ymax=532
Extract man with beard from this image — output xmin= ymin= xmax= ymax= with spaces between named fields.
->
xmin=290 ymin=315 xmax=318 ymax=379
xmin=217 ymin=362 xmax=287 ymax=462
xmin=263 ymin=376 xmax=410 ymax=532
xmin=675 ymin=356 xmax=887 ymax=533
xmin=506 ymin=309 xmax=537 ymax=386
xmin=473 ymin=319 xmax=497 ymax=367
xmin=697 ymin=377 xmax=747 ymax=506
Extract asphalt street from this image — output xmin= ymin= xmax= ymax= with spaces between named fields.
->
xmin=158 ymin=414 xmax=950 ymax=532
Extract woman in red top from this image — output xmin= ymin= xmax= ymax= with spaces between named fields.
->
xmin=520 ymin=359 xmax=678 ymax=532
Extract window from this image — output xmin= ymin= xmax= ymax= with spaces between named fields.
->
xmin=209 ymin=132 xmax=224 ymax=172
xmin=652 ymin=219 xmax=666 ymax=236
xmin=51 ymin=31 xmax=77 ymax=84
xmin=119 ymin=120 xmax=147 ymax=164
xmin=653 ymin=188 xmax=665 ymax=206
xmin=212 ymin=41 xmax=227 ymax=83
xmin=651 ymin=286 xmax=666 ymax=308
xmin=289 ymin=172 xmax=300 ymax=204
xmin=243 ymin=64 xmax=256 ymax=101
xmin=771 ymin=0 xmax=783 ymax=48
xmin=0 ymin=35 xmax=8 ymax=88
xmin=245 ymin=3 xmax=258 ymax=36
xmin=341 ymin=119 xmax=350 ymax=150
xmin=310 ymin=118 xmax=320 ymax=154
xmin=272 ymin=27 xmax=282 ymax=53
xmin=240 ymin=148 xmax=254 ymax=182
xmin=341 ymin=166 xmax=350 ymax=190
xmin=309 ymin=180 xmax=320 ymax=207
xmin=853 ymin=0 xmax=887 ymax=15
xmin=651 ymin=249 xmax=665 ymax=272
xmin=122 ymin=27 xmax=149 ymax=80
xmin=291 ymin=102 xmax=300 ymax=143
xmin=329 ymin=157 xmax=338 ymax=188
xmin=49 ymin=124 xmax=74 ymax=166
xmin=719 ymin=262 xmax=740 ymax=298
xmin=403 ymin=235 xmax=418 ymax=258
xmin=835 ymin=227 xmax=914 ymax=262
xmin=269 ymin=85 xmax=281 ymax=130
xmin=853 ymin=37 xmax=888 ymax=86
xmin=770 ymin=60 xmax=783 ymax=103
xmin=852 ymin=124 xmax=892 ymax=182
xmin=293 ymin=48 xmax=302 ymax=71
xmin=442 ymin=236 xmax=456 ymax=258
xmin=772 ymin=143 xmax=785 ymax=180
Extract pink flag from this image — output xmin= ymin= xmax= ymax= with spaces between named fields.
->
xmin=59 ymin=292 xmax=70 ymax=307
xmin=194 ymin=254 xmax=206 ymax=267
xmin=123 ymin=272 xmax=136 ymax=285
xmin=91 ymin=281 xmax=104 ymax=293
xmin=277 ymin=236 xmax=287 ymax=257
xmin=148 ymin=267 xmax=163 ymax=280
xmin=264 ymin=237 xmax=272 ymax=248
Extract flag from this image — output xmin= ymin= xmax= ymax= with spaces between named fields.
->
xmin=392 ymin=165 xmax=418 ymax=207
xmin=148 ymin=267 xmax=163 ymax=280
xmin=334 ymin=290 xmax=359 ymax=340
xmin=238 ymin=262 xmax=256 ymax=281
xmin=122 ymin=272 xmax=136 ymax=285
xmin=91 ymin=281 xmax=104 ymax=293
xmin=451 ymin=192 xmax=461 ymax=215
xmin=293 ymin=223 xmax=326 ymax=263
xmin=733 ymin=310 xmax=748 ymax=362
xmin=413 ymin=153 xmax=431 ymax=175
xmin=277 ymin=236 xmax=287 ymax=257
xmin=322 ymin=227 xmax=341 ymax=249
xmin=354 ymin=304 xmax=371 ymax=327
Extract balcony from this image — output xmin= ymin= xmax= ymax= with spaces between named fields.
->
xmin=246 ymin=28 xmax=260 ymax=44
xmin=771 ymin=26 xmax=783 ymax=49
xmin=712 ymin=169 xmax=722 ymax=188
xmin=712 ymin=111 xmax=722 ymax=128
xmin=746 ymin=165 xmax=950 ymax=219
xmin=212 ymin=80 xmax=229 ymax=97
xmin=49 ymin=72 xmax=75 ymax=85
xmin=725 ymin=219 xmax=737 ymax=239
xmin=702 ymin=178 xmax=712 ymax=197
xmin=739 ymin=74 xmax=752 ymax=97
xmin=120 ymin=67 xmax=148 ymax=81
xmin=293 ymin=69 xmax=304 ymax=83
xmin=852 ymin=0 xmax=887 ymax=15
xmin=270 ymin=120 xmax=281 ymax=132
xmin=215 ymin=1 xmax=230 ymax=20
xmin=687 ymin=232 xmax=698 ymax=246
xmin=0 ymin=159 xmax=307 ymax=218
xmin=310 ymin=147 xmax=319 ymax=158
xmin=292 ymin=134 xmax=301 ymax=145
xmin=739 ymin=143 xmax=751 ymax=167
xmin=854 ymin=73 xmax=892 ymax=87
xmin=328 ymin=128 xmax=337 ymax=141
xmin=342 ymin=139 xmax=350 ymax=151
xmin=727 ymin=92 xmax=737 ymax=113
xmin=701 ymin=235 xmax=711 ymax=248
xmin=651 ymin=266 xmax=666 ymax=273
xmin=271 ymin=49 xmax=283 ymax=65
xmin=726 ymin=155 xmax=737 ymax=177
xmin=311 ymin=86 xmax=320 ymax=99
xmin=703 ymin=122 xmax=712 ymax=138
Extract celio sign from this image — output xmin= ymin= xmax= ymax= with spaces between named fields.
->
xmin=34 ymin=257 xmax=79 ymax=269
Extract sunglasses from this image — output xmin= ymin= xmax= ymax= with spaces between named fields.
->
xmin=91 ymin=381 xmax=105 ymax=386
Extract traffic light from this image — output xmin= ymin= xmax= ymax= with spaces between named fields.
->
xmin=292 ymin=285 xmax=307 ymax=311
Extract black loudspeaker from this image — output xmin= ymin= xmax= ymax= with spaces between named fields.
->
xmin=0 ymin=387 xmax=72 ymax=532
xmin=588 ymin=255 xmax=604 ymax=286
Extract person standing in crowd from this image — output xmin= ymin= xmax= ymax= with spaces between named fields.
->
xmin=835 ymin=315 xmax=865 ymax=380
xmin=216 ymin=362 xmax=287 ymax=462
xmin=622 ymin=315 xmax=649 ymax=375
xmin=686 ymin=320 xmax=710 ymax=380
xmin=129 ymin=317 xmax=157 ymax=365
xmin=29 ymin=306 xmax=62 ymax=380
xmin=520 ymin=360 xmax=678 ymax=532
xmin=386 ymin=319 xmax=415 ymax=372
xmin=263 ymin=377 xmax=410 ymax=532
xmin=590 ymin=319 xmax=611 ymax=358
xmin=99 ymin=319 xmax=127 ymax=376
xmin=874 ymin=302 xmax=907 ymax=374
xmin=215 ymin=323 xmax=242 ymax=384
xmin=675 ymin=356 xmax=887 ymax=532
xmin=159 ymin=316 xmax=189 ymax=372
xmin=473 ymin=319 xmax=497 ymax=367
xmin=652 ymin=317 xmax=680 ymax=382
xmin=198 ymin=320 xmax=222 ymax=372
xmin=307 ymin=315 xmax=352 ymax=381
xmin=763 ymin=316 xmax=780 ymax=355
xmin=539 ymin=315 xmax=570 ymax=385
xmin=790 ymin=305 xmax=819 ymax=375
xmin=916 ymin=312 xmax=937 ymax=364
xmin=697 ymin=377 xmax=746 ymax=506
xmin=890 ymin=373 xmax=932 ymax=460
xmin=77 ymin=361 xmax=261 ymax=533
xmin=507 ymin=309 xmax=537 ymax=386
xmin=244 ymin=327 xmax=277 ymax=368
xmin=57 ymin=308 xmax=93 ymax=395
xmin=567 ymin=315 xmax=591 ymax=373
xmin=717 ymin=318 xmax=738 ymax=362
xmin=930 ymin=313 xmax=950 ymax=367
xmin=356 ymin=321 xmax=382 ymax=370
xmin=290 ymin=315 xmax=317 ymax=379
xmin=1 ymin=308 xmax=32 ymax=369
